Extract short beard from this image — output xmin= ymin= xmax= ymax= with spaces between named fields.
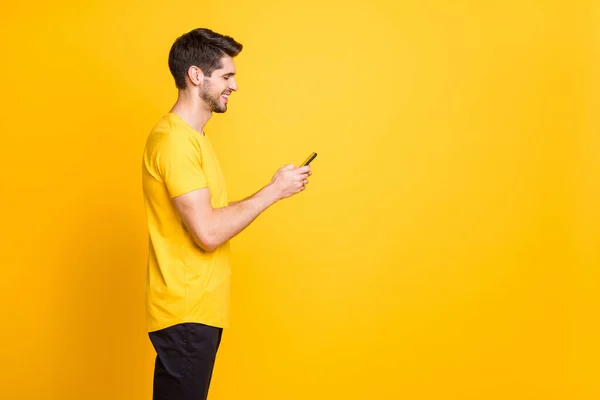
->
xmin=201 ymin=79 xmax=226 ymax=113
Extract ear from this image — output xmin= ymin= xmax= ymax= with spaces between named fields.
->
xmin=187 ymin=66 xmax=205 ymax=87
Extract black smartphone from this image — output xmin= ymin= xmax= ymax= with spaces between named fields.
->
xmin=301 ymin=152 xmax=317 ymax=166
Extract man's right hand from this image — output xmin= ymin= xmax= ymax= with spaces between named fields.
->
xmin=269 ymin=164 xmax=312 ymax=200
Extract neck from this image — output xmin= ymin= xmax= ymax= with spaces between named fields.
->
xmin=169 ymin=89 xmax=212 ymax=135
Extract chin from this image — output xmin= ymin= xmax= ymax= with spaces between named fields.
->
xmin=213 ymin=103 xmax=228 ymax=113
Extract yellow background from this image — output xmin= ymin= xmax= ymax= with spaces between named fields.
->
xmin=1 ymin=0 xmax=598 ymax=399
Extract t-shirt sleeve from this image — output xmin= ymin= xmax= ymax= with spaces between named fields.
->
xmin=156 ymin=135 xmax=209 ymax=198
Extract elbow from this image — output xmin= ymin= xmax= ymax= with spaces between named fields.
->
xmin=193 ymin=230 xmax=221 ymax=252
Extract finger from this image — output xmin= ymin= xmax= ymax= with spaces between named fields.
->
xmin=282 ymin=164 xmax=295 ymax=171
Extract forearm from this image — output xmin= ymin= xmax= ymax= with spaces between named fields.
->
xmin=182 ymin=164 xmax=310 ymax=251
xmin=228 ymin=189 xmax=259 ymax=206
xmin=205 ymin=184 xmax=280 ymax=248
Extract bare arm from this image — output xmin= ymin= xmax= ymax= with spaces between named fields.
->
xmin=173 ymin=164 xmax=311 ymax=251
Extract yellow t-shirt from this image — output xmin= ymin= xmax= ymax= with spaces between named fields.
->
xmin=141 ymin=112 xmax=231 ymax=332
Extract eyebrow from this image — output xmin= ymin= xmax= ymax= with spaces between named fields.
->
xmin=222 ymin=71 xmax=236 ymax=76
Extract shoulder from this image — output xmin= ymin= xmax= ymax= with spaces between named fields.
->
xmin=146 ymin=115 xmax=200 ymax=154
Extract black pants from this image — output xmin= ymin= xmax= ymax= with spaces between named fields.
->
xmin=149 ymin=322 xmax=223 ymax=400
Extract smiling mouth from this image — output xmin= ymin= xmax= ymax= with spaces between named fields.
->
xmin=222 ymin=92 xmax=231 ymax=101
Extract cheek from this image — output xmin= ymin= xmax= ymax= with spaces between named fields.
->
xmin=212 ymin=83 xmax=225 ymax=96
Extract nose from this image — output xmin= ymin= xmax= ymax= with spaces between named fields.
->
xmin=229 ymin=77 xmax=238 ymax=91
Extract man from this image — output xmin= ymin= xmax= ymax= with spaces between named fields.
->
xmin=141 ymin=28 xmax=312 ymax=399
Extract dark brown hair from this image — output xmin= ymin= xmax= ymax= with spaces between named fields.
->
xmin=168 ymin=28 xmax=243 ymax=89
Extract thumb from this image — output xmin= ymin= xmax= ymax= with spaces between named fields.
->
xmin=282 ymin=163 xmax=295 ymax=171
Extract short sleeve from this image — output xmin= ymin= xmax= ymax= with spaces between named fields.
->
xmin=156 ymin=135 xmax=209 ymax=198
